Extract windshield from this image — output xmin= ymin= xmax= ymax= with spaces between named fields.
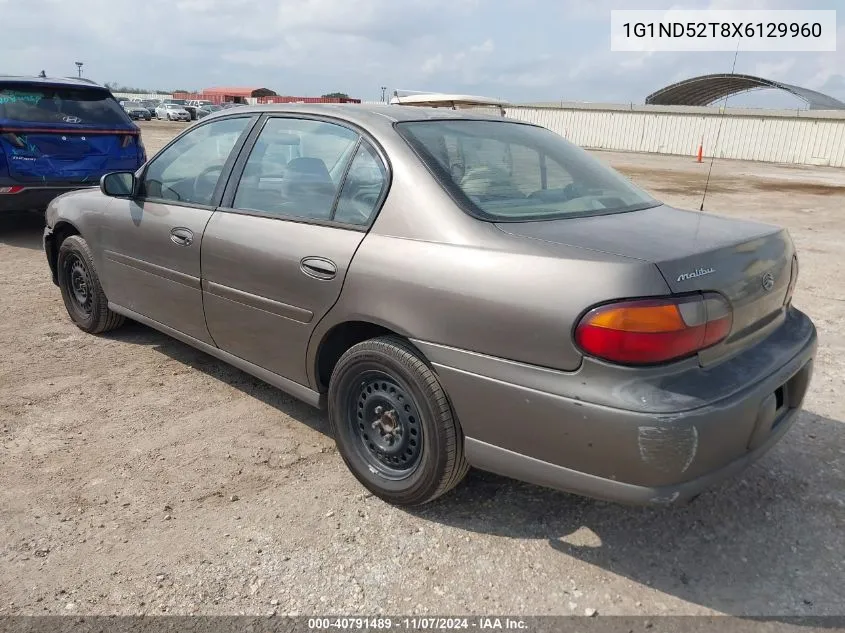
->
xmin=166 ymin=103 xmax=183 ymax=109
xmin=395 ymin=119 xmax=659 ymax=221
xmin=0 ymin=84 xmax=131 ymax=126
xmin=168 ymin=99 xmax=187 ymax=105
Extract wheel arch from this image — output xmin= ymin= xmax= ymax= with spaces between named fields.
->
xmin=46 ymin=220 xmax=82 ymax=285
xmin=310 ymin=318 xmax=428 ymax=393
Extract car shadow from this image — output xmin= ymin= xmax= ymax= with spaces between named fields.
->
xmin=102 ymin=320 xmax=331 ymax=436
xmin=0 ymin=213 xmax=44 ymax=250
xmin=104 ymin=320 xmax=843 ymax=618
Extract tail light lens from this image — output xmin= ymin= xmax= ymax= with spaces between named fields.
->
xmin=1 ymin=132 xmax=26 ymax=148
xmin=120 ymin=134 xmax=134 ymax=148
xmin=0 ymin=186 xmax=25 ymax=194
xmin=574 ymin=293 xmax=733 ymax=365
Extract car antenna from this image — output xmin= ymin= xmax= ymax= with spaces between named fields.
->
xmin=699 ymin=43 xmax=740 ymax=212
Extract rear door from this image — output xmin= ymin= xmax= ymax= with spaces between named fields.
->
xmin=0 ymin=82 xmax=142 ymax=183
xmin=201 ymin=115 xmax=390 ymax=385
xmin=98 ymin=114 xmax=256 ymax=343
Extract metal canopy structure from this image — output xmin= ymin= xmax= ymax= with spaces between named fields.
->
xmin=645 ymin=73 xmax=845 ymax=110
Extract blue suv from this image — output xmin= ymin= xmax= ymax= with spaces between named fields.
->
xmin=0 ymin=75 xmax=146 ymax=213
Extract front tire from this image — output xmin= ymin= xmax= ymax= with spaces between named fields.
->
xmin=57 ymin=235 xmax=124 ymax=334
xmin=328 ymin=336 xmax=469 ymax=506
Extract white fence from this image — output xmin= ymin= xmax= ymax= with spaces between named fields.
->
xmin=108 ymin=92 xmax=845 ymax=168
xmin=504 ymin=103 xmax=845 ymax=168
xmin=111 ymin=92 xmax=171 ymax=101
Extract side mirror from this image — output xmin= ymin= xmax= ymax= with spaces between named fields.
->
xmin=100 ymin=172 xmax=136 ymax=197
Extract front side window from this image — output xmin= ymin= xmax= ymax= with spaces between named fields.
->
xmin=141 ymin=116 xmax=251 ymax=205
xmin=396 ymin=120 xmax=658 ymax=221
xmin=232 ymin=117 xmax=360 ymax=221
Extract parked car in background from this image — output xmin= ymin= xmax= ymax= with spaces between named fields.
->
xmin=196 ymin=104 xmax=222 ymax=119
xmin=122 ymin=101 xmax=152 ymax=121
xmin=155 ymin=102 xmax=190 ymax=121
xmin=0 ymin=75 xmax=145 ymax=214
xmin=42 ymin=104 xmax=816 ymax=508
xmin=140 ymin=100 xmax=160 ymax=117
xmin=185 ymin=99 xmax=216 ymax=120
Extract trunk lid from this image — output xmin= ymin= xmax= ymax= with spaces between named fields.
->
xmin=496 ymin=204 xmax=794 ymax=365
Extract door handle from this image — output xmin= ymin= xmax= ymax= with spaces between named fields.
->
xmin=300 ymin=256 xmax=337 ymax=280
xmin=170 ymin=227 xmax=194 ymax=246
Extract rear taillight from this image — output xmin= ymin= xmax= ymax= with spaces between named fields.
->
xmin=784 ymin=254 xmax=799 ymax=307
xmin=0 ymin=186 xmax=25 ymax=194
xmin=120 ymin=135 xmax=134 ymax=148
xmin=1 ymin=132 xmax=26 ymax=148
xmin=138 ymin=138 xmax=147 ymax=163
xmin=574 ymin=293 xmax=733 ymax=365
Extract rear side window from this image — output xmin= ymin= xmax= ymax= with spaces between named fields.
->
xmin=333 ymin=142 xmax=388 ymax=225
xmin=232 ymin=117 xmax=360 ymax=221
xmin=0 ymin=84 xmax=131 ymax=126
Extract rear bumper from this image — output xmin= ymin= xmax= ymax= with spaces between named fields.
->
xmin=0 ymin=185 xmax=95 ymax=213
xmin=413 ymin=308 xmax=817 ymax=505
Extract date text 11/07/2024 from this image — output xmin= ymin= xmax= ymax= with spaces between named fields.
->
xmin=307 ymin=617 xmax=529 ymax=630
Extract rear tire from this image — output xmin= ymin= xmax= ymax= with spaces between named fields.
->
xmin=328 ymin=336 xmax=469 ymax=506
xmin=57 ymin=235 xmax=124 ymax=334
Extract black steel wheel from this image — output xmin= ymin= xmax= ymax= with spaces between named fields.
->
xmin=348 ymin=370 xmax=424 ymax=479
xmin=57 ymin=235 xmax=125 ymax=334
xmin=65 ymin=253 xmax=93 ymax=318
xmin=328 ymin=336 xmax=469 ymax=506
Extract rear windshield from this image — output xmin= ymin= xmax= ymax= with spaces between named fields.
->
xmin=0 ymin=83 xmax=131 ymax=126
xmin=395 ymin=119 xmax=659 ymax=221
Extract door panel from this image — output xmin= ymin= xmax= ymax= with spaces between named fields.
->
xmin=99 ymin=199 xmax=214 ymax=343
xmin=201 ymin=212 xmax=366 ymax=384
xmin=96 ymin=115 xmax=255 ymax=343
xmin=201 ymin=117 xmax=389 ymax=385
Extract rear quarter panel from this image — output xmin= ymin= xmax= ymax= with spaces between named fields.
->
xmin=315 ymin=231 xmax=669 ymax=373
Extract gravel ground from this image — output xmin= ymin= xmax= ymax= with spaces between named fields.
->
xmin=1 ymin=119 xmax=843 ymax=617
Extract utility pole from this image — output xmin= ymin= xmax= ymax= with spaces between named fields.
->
xmin=380 ymin=86 xmax=387 ymax=102
xmin=75 ymin=61 xmax=83 ymax=78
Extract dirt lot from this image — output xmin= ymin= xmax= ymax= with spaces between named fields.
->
xmin=1 ymin=119 xmax=843 ymax=617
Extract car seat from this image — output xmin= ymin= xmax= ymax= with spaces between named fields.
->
xmin=279 ymin=157 xmax=336 ymax=219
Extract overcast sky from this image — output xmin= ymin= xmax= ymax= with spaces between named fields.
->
xmin=2 ymin=0 xmax=842 ymax=107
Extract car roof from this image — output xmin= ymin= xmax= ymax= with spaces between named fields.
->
xmin=204 ymin=103 xmax=517 ymax=130
xmin=0 ymin=75 xmax=108 ymax=90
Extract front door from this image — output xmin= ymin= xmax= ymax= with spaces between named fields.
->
xmin=98 ymin=115 xmax=254 ymax=343
xmin=200 ymin=115 xmax=389 ymax=385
